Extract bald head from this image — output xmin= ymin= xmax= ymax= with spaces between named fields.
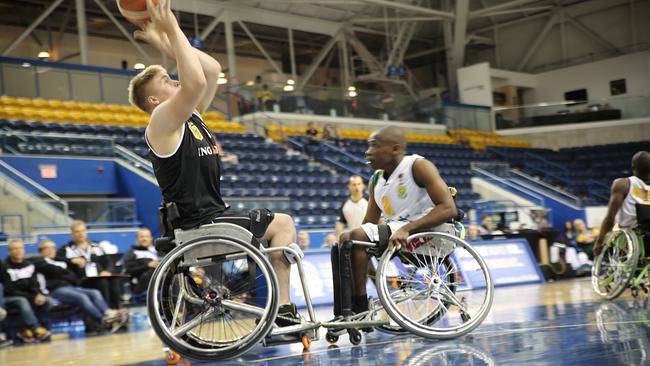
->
xmin=372 ymin=126 xmax=406 ymax=150
xmin=632 ymin=151 xmax=650 ymax=180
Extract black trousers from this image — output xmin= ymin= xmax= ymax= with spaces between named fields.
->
xmin=82 ymin=277 xmax=123 ymax=309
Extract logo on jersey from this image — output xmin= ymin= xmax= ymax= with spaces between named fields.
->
xmin=631 ymin=187 xmax=650 ymax=200
xmin=188 ymin=122 xmax=204 ymax=141
xmin=198 ymin=145 xmax=220 ymax=157
xmin=397 ymin=185 xmax=408 ymax=199
xmin=382 ymin=196 xmax=395 ymax=216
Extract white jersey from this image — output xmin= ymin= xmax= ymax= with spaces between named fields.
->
xmin=337 ymin=197 xmax=368 ymax=230
xmin=371 ymin=154 xmax=434 ymax=225
xmin=617 ymin=176 xmax=650 ymax=228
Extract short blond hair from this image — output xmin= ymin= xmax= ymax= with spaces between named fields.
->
xmin=70 ymin=219 xmax=86 ymax=231
xmin=7 ymin=238 xmax=23 ymax=248
xmin=128 ymin=64 xmax=166 ymax=113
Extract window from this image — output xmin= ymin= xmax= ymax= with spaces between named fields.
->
xmin=564 ymin=89 xmax=588 ymax=104
xmin=610 ymin=79 xmax=627 ymax=96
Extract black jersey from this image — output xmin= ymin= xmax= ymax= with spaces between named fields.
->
xmin=146 ymin=112 xmax=227 ymax=229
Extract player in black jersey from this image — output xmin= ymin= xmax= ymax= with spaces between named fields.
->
xmin=127 ymin=0 xmax=299 ymax=323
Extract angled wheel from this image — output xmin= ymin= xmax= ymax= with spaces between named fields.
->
xmin=376 ymin=232 xmax=494 ymax=339
xmin=147 ymin=234 xmax=279 ymax=361
xmin=592 ymin=229 xmax=639 ymax=300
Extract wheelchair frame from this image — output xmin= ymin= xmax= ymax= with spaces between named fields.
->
xmin=148 ymin=221 xmax=494 ymax=362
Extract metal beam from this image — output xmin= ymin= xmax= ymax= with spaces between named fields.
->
xmin=565 ymin=14 xmax=619 ymax=53
xmin=298 ymin=32 xmax=339 ymax=89
xmin=351 ymin=16 xmax=443 ymax=23
xmin=75 ymin=0 xmax=88 ymax=65
xmin=339 ymin=33 xmax=350 ymax=88
xmin=472 ymin=6 xmax=554 ymax=18
xmin=517 ymin=13 xmax=557 ymax=71
xmin=224 ymin=15 xmax=236 ymax=79
xmin=93 ymin=0 xmax=152 ymax=64
xmin=1 ymin=0 xmax=65 ymax=56
xmin=199 ymin=11 xmax=224 ymax=41
xmin=346 ymin=32 xmax=384 ymax=74
xmin=451 ymin=0 xmax=469 ymax=70
xmin=238 ymin=21 xmax=283 ymax=75
xmin=471 ymin=0 xmax=630 ymax=34
xmin=470 ymin=0 xmax=543 ymax=18
xmin=559 ymin=10 xmax=567 ymax=62
xmin=404 ymin=45 xmax=446 ymax=61
xmin=288 ymin=28 xmax=297 ymax=81
xmin=358 ymin=0 xmax=455 ymax=19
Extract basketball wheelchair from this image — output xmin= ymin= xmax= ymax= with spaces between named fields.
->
xmin=147 ymin=200 xmax=494 ymax=362
xmin=592 ymin=203 xmax=650 ymax=300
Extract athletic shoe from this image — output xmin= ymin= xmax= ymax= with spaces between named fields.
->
xmin=0 ymin=337 xmax=12 ymax=348
xmin=16 ymin=329 xmax=34 ymax=343
xmin=34 ymin=327 xmax=51 ymax=342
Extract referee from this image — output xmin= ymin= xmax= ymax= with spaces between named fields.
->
xmin=335 ymin=175 xmax=368 ymax=238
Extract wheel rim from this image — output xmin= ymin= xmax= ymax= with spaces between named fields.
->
xmin=377 ymin=232 xmax=494 ymax=338
xmin=592 ymin=229 xmax=638 ymax=300
xmin=148 ymin=236 xmax=278 ymax=359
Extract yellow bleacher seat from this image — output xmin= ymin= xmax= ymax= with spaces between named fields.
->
xmin=0 ymin=95 xmax=19 ymax=106
xmin=15 ymin=97 xmax=33 ymax=107
xmin=61 ymin=100 xmax=79 ymax=110
xmin=2 ymin=106 xmax=21 ymax=119
xmin=31 ymin=98 xmax=49 ymax=108
xmin=48 ymin=100 xmax=64 ymax=109
xmin=77 ymin=102 xmax=94 ymax=111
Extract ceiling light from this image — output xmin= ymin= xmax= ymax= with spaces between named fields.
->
xmin=37 ymin=51 xmax=50 ymax=60
xmin=217 ymin=77 xmax=228 ymax=85
xmin=348 ymin=91 xmax=357 ymax=97
xmin=134 ymin=63 xmax=145 ymax=70
xmin=283 ymin=85 xmax=294 ymax=92
xmin=347 ymin=86 xmax=356 ymax=92
xmin=246 ymin=80 xmax=255 ymax=86
xmin=219 ymin=72 xmax=226 ymax=78
xmin=287 ymin=79 xmax=295 ymax=85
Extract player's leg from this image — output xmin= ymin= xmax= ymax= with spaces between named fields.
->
xmin=261 ymin=213 xmax=298 ymax=323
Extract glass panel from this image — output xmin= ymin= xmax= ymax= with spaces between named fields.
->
xmin=71 ymin=71 xmax=101 ymax=102
xmin=37 ymin=67 xmax=71 ymax=100
xmin=101 ymin=73 xmax=131 ymax=105
xmin=2 ymin=63 xmax=37 ymax=98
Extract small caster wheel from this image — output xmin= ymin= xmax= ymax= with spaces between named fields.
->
xmin=301 ymin=334 xmax=311 ymax=349
xmin=163 ymin=348 xmax=182 ymax=365
xmin=632 ymin=287 xmax=639 ymax=298
xmin=326 ymin=332 xmax=339 ymax=344
xmin=349 ymin=329 xmax=362 ymax=345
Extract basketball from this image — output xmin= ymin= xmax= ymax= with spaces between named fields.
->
xmin=116 ymin=0 xmax=158 ymax=24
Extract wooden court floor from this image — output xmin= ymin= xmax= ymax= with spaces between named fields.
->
xmin=0 ymin=278 xmax=636 ymax=366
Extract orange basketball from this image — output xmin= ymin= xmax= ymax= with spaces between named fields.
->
xmin=116 ymin=0 xmax=158 ymax=24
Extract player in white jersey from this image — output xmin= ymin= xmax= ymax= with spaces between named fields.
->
xmin=594 ymin=151 xmax=650 ymax=256
xmin=331 ymin=126 xmax=457 ymax=317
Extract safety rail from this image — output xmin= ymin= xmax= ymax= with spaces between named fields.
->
xmin=509 ymin=169 xmax=583 ymax=207
xmin=114 ymin=144 xmax=154 ymax=175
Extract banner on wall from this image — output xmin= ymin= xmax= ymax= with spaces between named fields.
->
xmin=289 ymin=239 xmax=542 ymax=308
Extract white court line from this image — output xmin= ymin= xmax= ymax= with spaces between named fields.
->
xmin=250 ymin=319 xmax=650 ymax=363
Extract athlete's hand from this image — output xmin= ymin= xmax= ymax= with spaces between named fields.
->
xmin=147 ymin=0 xmax=177 ymax=33
xmin=593 ymin=238 xmax=604 ymax=257
xmin=389 ymin=228 xmax=409 ymax=251
xmin=134 ymin=21 xmax=173 ymax=57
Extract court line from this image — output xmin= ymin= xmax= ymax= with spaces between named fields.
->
xmin=249 ymin=319 xmax=650 ymax=363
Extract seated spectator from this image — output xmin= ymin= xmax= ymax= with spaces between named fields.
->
xmin=574 ymin=219 xmax=599 ymax=259
xmin=298 ymin=231 xmax=311 ymax=251
xmin=1 ymin=239 xmax=52 ymax=343
xmin=321 ymin=234 xmax=337 ymax=249
xmin=56 ymin=220 xmax=123 ymax=309
xmin=557 ymin=220 xmax=576 ymax=245
xmin=124 ymin=228 xmax=160 ymax=295
xmin=467 ymin=224 xmax=480 ymax=241
xmin=303 ymin=122 xmax=320 ymax=155
xmin=322 ymin=124 xmax=342 ymax=147
xmin=37 ymin=239 xmax=127 ymax=332
xmin=0 ymin=281 xmax=13 ymax=347
xmin=478 ymin=215 xmax=493 ymax=235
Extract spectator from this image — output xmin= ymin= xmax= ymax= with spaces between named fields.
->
xmin=321 ymin=234 xmax=337 ymax=249
xmin=0 ymin=277 xmax=13 ymax=347
xmin=215 ymin=142 xmax=239 ymax=164
xmin=557 ymin=220 xmax=575 ymax=245
xmin=322 ymin=124 xmax=343 ymax=147
xmin=124 ymin=228 xmax=160 ymax=295
xmin=574 ymin=219 xmax=598 ymax=259
xmin=37 ymin=239 xmax=127 ymax=332
xmin=335 ymin=175 xmax=368 ymax=239
xmin=303 ymin=122 xmax=320 ymax=155
xmin=56 ymin=220 xmax=123 ymax=309
xmin=1 ymin=239 xmax=52 ymax=343
xmin=479 ymin=215 xmax=493 ymax=235
xmin=255 ymin=84 xmax=276 ymax=111
xmin=467 ymin=224 xmax=480 ymax=241
xmin=298 ymin=231 xmax=311 ymax=251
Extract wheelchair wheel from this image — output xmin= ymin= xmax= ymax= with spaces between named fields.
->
xmin=147 ymin=235 xmax=279 ymax=361
xmin=592 ymin=229 xmax=639 ymax=300
xmin=376 ymin=232 xmax=494 ymax=339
